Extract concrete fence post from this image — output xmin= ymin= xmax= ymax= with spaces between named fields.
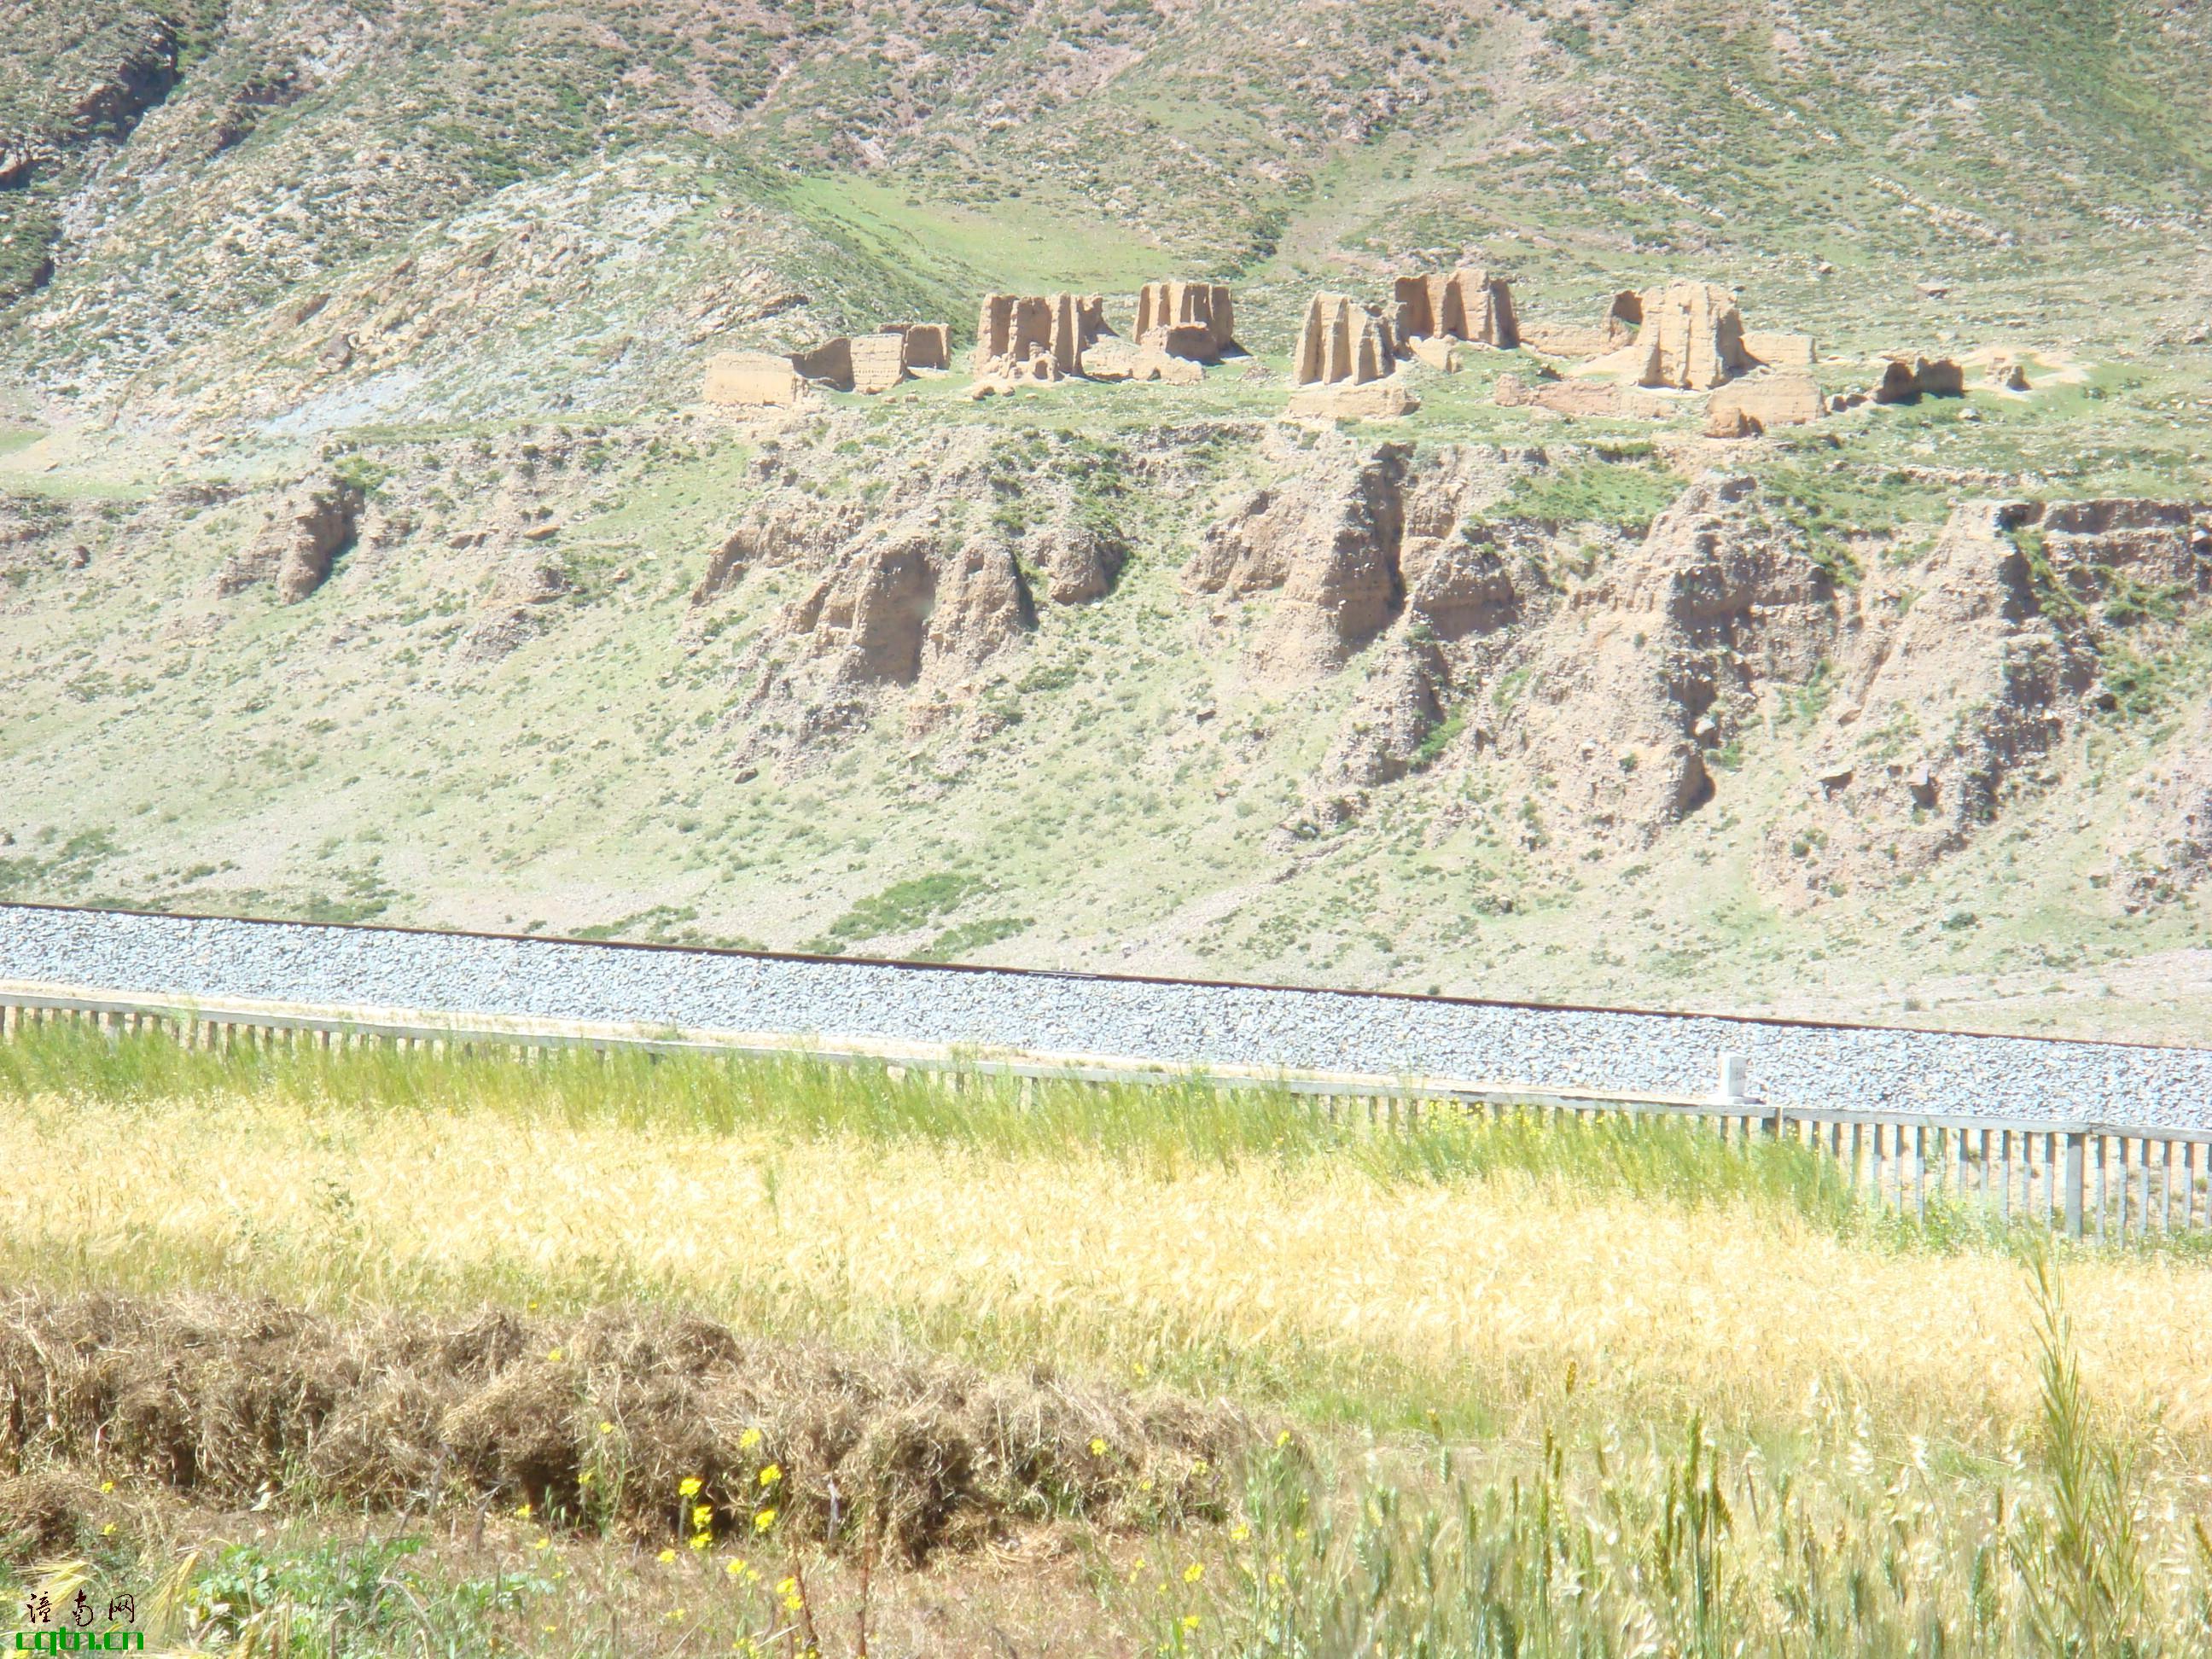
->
xmin=1715 ymin=1051 xmax=1748 ymax=1103
xmin=2064 ymin=1130 xmax=2087 ymax=1239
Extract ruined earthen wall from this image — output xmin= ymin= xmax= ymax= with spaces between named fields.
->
xmin=1293 ymin=294 xmax=1396 ymax=387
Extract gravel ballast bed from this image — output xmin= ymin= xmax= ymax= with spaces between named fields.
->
xmin=0 ymin=905 xmax=2205 ymax=1126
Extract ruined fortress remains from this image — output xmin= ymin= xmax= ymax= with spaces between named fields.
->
xmin=974 ymin=293 xmax=1094 ymax=381
xmin=1286 ymin=293 xmax=1419 ymax=418
xmin=1391 ymin=269 xmax=1519 ymax=352
xmin=699 ymin=265 xmax=1979 ymax=436
xmin=1291 ymin=293 xmax=1399 ymax=387
xmin=704 ymin=322 xmax=952 ymax=406
xmin=703 ymin=349 xmax=806 ymax=408
xmin=1508 ymin=280 xmax=1836 ymax=434
xmin=1133 ymin=281 xmax=1237 ymax=364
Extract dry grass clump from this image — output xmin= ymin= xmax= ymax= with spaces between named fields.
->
xmin=0 ymin=1469 xmax=95 ymax=1563
xmin=0 ymin=1289 xmax=1251 ymax=1563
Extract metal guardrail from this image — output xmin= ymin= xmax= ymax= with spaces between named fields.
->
xmin=3 ymin=985 xmax=2204 ymax=1243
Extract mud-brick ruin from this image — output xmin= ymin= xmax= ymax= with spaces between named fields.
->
xmin=704 ymin=320 xmax=953 ymax=407
xmin=1133 ymin=281 xmax=1237 ymax=363
xmin=973 ymin=292 xmax=1094 ymax=381
xmin=700 ymin=262 xmax=1979 ymax=439
xmin=1392 ymin=269 xmax=1518 ymax=352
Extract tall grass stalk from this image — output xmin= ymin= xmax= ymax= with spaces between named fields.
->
xmin=1171 ymin=1263 xmax=2197 ymax=1656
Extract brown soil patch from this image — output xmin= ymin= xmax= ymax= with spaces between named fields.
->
xmin=0 ymin=1291 xmax=1254 ymax=1563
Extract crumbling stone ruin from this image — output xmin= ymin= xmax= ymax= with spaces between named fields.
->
xmin=1705 ymin=373 xmax=1826 ymax=437
xmin=1293 ymin=294 xmax=1397 ymax=386
xmin=704 ymin=322 xmax=951 ymax=406
xmin=888 ymin=323 xmax=950 ymax=371
xmin=1518 ymin=290 xmax=1641 ymax=358
xmin=1625 ymin=280 xmax=1749 ymax=391
xmin=786 ymin=324 xmax=952 ymax=394
xmin=1523 ymin=282 xmax=1814 ymax=393
xmin=1743 ymin=330 xmax=1816 ymax=368
xmin=1391 ymin=269 xmax=1518 ymax=350
xmin=216 ymin=476 xmax=364 ymax=602
xmin=1287 ymin=294 xmax=1416 ymax=416
xmin=704 ymin=351 xmax=804 ymax=408
xmin=1871 ymin=355 xmax=1965 ymax=403
xmin=846 ymin=335 xmax=908 ymax=395
xmin=974 ymin=294 xmax=1086 ymax=380
xmin=1494 ymin=374 xmax=1669 ymax=419
xmin=1133 ymin=282 xmax=1237 ymax=362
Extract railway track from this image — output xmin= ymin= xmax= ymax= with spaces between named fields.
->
xmin=3 ymin=899 xmax=2209 ymax=1239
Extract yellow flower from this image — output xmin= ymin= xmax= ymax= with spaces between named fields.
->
xmin=1184 ymin=1563 xmax=1204 ymax=1583
xmin=1275 ymin=1430 xmax=1292 ymax=1448
xmin=657 ymin=1548 xmax=678 ymax=1564
xmin=754 ymin=1507 xmax=777 ymax=1532
xmin=758 ymin=1464 xmax=782 ymax=1487
xmin=738 ymin=1427 xmax=763 ymax=1450
xmin=579 ymin=1470 xmax=597 ymax=1487
xmin=693 ymin=1504 xmax=713 ymax=1529
xmin=101 ymin=1522 xmax=117 ymax=1537
xmin=777 ymin=1577 xmax=798 ymax=1597
xmin=783 ymin=1595 xmax=804 ymax=1613
xmin=1089 ymin=1438 xmax=1107 ymax=1458
xmin=1192 ymin=1459 xmax=1209 ymax=1476
xmin=690 ymin=1533 xmax=712 ymax=1551
xmin=546 ymin=1348 xmax=564 ymax=1364
xmin=725 ymin=1558 xmax=748 ymax=1578
xmin=533 ymin=1536 xmax=552 ymax=1552
xmin=1230 ymin=1524 xmax=1249 ymax=1543
xmin=1182 ymin=1615 xmax=1201 ymax=1632
xmin=679 ymin=1476 xmax=704 ymax=1498
xmin=514 ymin=1502 xmax=533 ymax=1520
xmin=597 ymin=1421 xmax=614 ymax=1435
xmin=99 ymin=1481 xmax=114 ymax=1494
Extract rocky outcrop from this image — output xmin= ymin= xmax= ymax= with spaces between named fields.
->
xmin=456 ymin=557 xmax=573 ymax=662
xmin=1762 ymin=498 xmax=2211 ymax=898
xmin=1029 ymin=510 xmax=1126 ymax=605
xmin=1189 ymin=437 xmax=1410 ymax=675
xmin=1305 ymin=637 xmax=1449 ymax=824
xmin=735 ymin=526 xmax=1034 ymax=746
xmin=1391 ymin=269 xmax=1517 ymax=349
xmin=1497 ymin=477 xmax=1840 ymax=852
xmin=975 ymin=294 xmax=1085 ymax=378
xmin=2108 ymin=721 xmax=2212 ymax=909
xmin=1291 ymin=294 xmax=1397 ymax=386
xmin=217 ymin=478 xmax=363 ymax=602
xmin=1134 ymin=282 xmax=1235 ymax=359
xmin=690 ymin=509 xmax=864 ymax=607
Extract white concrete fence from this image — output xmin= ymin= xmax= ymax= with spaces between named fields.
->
xmin=3 ymin=990 xmax=2203 ymax=1243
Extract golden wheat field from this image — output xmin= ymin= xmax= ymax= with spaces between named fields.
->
xmin=5 ymin=1074 xmax=2212 ymax=1451
xmin=6 ymin=1032 xmax=2212 ymax=1655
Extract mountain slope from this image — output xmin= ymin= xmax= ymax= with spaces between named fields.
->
xmin=4 ymin=0 xmax=2212 ymax=1042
